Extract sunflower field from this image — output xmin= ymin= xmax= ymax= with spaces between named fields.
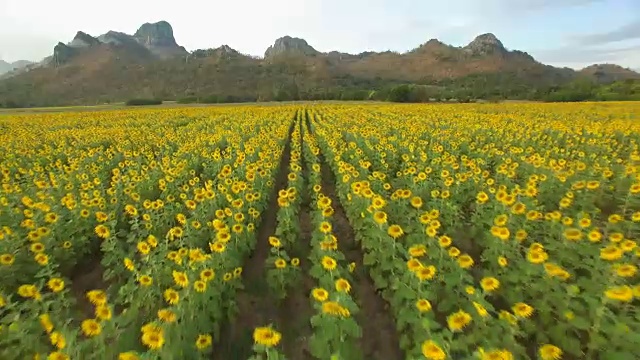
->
xmin=1 ymin=102 xmax=639 ymax=360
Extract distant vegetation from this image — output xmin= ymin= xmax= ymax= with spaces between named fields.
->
xmin=1 ymin=71 xmax=638 ymax=108
xmin=384 ymin=77 xmax=640 ymax=103
xmin=125 ymin=98 xmax=163 ymax=106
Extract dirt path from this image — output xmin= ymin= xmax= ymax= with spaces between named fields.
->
xmin=213 ymin=119 xmax=296 ymax=360
xmin=308 ymin=110 xmax=404 ymax=360
xmin=277 ymin=115 xmax=315 ymax=359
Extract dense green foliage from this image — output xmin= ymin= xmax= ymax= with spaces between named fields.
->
xmin=384 ymin=77 xmax=640 ymax=103
xmin=125 ymin=98 xmax=163 ymax=106
xmin=0 ymin=54 xmax=637 ymax=107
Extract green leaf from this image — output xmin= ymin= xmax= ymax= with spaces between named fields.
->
xmin=601 ymin=351 xmax=637 ymax=360
xmin=571 ymin=317 xmax=590 ymax=330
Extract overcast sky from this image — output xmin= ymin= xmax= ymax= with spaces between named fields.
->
xmin=1 ymin=0 xmax=639 ymax=69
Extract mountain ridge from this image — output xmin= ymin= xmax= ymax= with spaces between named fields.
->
xmin=0 ymin=60 xmax=34 ymax=75
xmin=0 ymin=21 xmax=638 ymax=106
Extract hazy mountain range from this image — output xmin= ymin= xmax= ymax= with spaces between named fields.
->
xmin=0 ymin=60 xmax=33 ymax=75
xmin=0 ymin=20 xmax=638 ymax=106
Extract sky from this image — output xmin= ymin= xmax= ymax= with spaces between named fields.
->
xmin=0 ymin=0 xmax=639 ymax=70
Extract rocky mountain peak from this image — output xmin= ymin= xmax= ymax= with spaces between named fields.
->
xmin=465 ymin=33 xmax=506 ymax=55
xmin=132 ymin=21 xmax=187 ymax=58
xmin=580 ymin=63 xmax=640 ymax=82
xmin=69 ymin=31 xmax=100 ymax=48
xmin=134 ymin=21 xmax=177 ymax=47
xmin=413 ymin=38 xmax=451 ymax=53
xmin=217 ymin=45 xmax=236 ymax=54
xmin=265 ymin=36 xmax=319 ymax=58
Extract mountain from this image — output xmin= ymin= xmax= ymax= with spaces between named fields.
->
xmin=0 ymin=60 xmax=33 ymax=75
xmin=14 ymin=21 xmax=184 ymax=71
xmin=0 ymin=24 xmax=638 ymax=106
xmin=265 ymin=36 xmax=319 ymax=59
xmin=579 ymin=64 xmax=640 ymax=83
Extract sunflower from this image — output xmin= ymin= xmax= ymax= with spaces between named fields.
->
xmin=312 ymin=288 xmax=329 ymax=302
xmin=50 ymin=331 xmax=66 ymax=349
xmin=321 ymin=256 xmax=337 ymax=271
xmin=194 ymin=280 xmax=207 ymax=293
xmin=422 ymin=340 xmax=446 ymax=360
xmin=47 ymin=352 xmax=70 ymax=360
xmin=373 ymin=211 xmax=387 ymax=224
xmin=158 ymin=309 xmax=177 ymax=323
xmin=615 ymin=264 xmax=637 ymax=277
xmin=171 ymin=271 xmax=189 ymax=288
xmin=94 ymin=225 xmax=110 ymax=239
xmin=319 ymin=221 xmax=332 ymax=234
xmin=275 ymin=258 xmax=287 ymax=269
xmin=348 ymin=262 xmax=356 ymax=273
xmin=426 ymin=226 xmax=438 ymax=237
xmin=457 ymin=255 xmax=474 ymax=269
xmin=410 ymin=196 xmax=423 ymax=208
xmin=322 ymin=207 xmax=335 ymax=217
xmin=163 ymin=289 xmax=180 ymax=305
xmin=322 ymin=301 xmax=350 ymax=317
xmin=39 ymin=314 xmax=54 ymax=333
xmin=512 ymin=302 xmax=534 ymax=318
xmin=118 ymin=352 xmax=140 ymax=360
xmin=473 ymin=302 xmax=489 ymax=317
xmin=253 ymin=326 xmax=282 ymax=347
xmin=448 ymin=247 xmax=461 ymax=258
xmin=621 ymin=240 xmax=636 ymax=252
xmin=195 ymin=334 xmax=212 ymax=350
xmin=480 ymin=277 xmax=500 ymax=292
xmin=81 ymin=319 xmax=102 ymax=337
xmin=137 ymin=242 xmax=150 ymax=255
xmin=497 ymin=256 xmax=508 ymax=267
xmin=141 ymin=329 xmax=165 ymax=350
xmin=416 ymin=265 xmax=437 ymax=281
xmin=18 ymin=284 xmax=40 ymax=299
xmin=388 ymin=224 xmax=404 ymax=239
xmin=438 ymin=236 xmax=452 ymax=248
xmin=499 ymin=310 xmax=517 ymax=325
xmin=139 ymin=275 xmax=153 ymax=287
xmin=30 ymin=242 xmax=45 ymax=253
xmin=0 ymin=254 xmax=15 ymax=266
xmin=268 ymin=236 xmax=281 ymax=247
xmin=217 ymin=231 xmax=231 ymax=243
xmin=44 ymin=213 xmax=59 ymax=223
xmin=600 ymin=246 xmax=623 ymax=261
xmin=291 ymin=258 xmax=300 ymax=267
xmin=87 ymin=290 xmax=107 ymax=306
xmin=408 ymin=244 xmax=427 ymax=257
xmin=563 ymin=228 xmax=582 ymax=241
xmin=318 ymin=197 xmax=332 ymax=209
xmin=604 ymin=286 xmax=634 ymax=302
xmin=200 ymin=269 xmax=215 ymax=282
xmin=479 ymin=348 xmax=514 ymax=360
xmin=124 ymin=258 xmax=135 ymax=271
xmin=210 ymin=241 xmax=226 ymax=253
xmin=447 ymin=310 xmax=472 ymax=331
xmin=95 ymin=305 xmax=112 ymax=321
xmin=476 ymin=192 xmax=489 ymax=203
xmin=465 ymin=286 xmax=475 ymax=295
xmin=539 ymin=344 xmax=562 ymax=360
xmin=35 ymin=253 xmax=49 ymax=266
xmin=335 ymin=278 xmax=351 ymax=293
xmin=147 ymin=235 xmax=158 ymax=248
xmin=124 ymin=205 xmax=138 ymax=216
xmin=527 ymin=250 xmax=548 ymax=264
xmin=415 ymin=299 xmax=432 ymax=312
